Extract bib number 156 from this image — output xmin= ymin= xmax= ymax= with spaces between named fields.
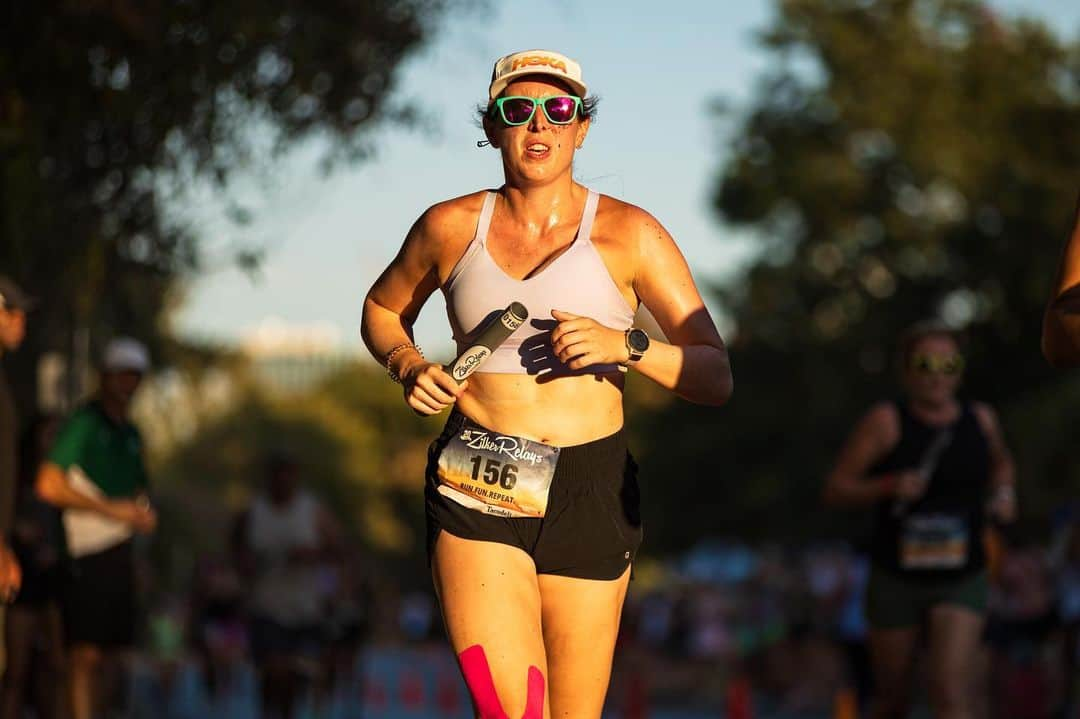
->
xmin=469 ymin=456 xmax=518 ymax=490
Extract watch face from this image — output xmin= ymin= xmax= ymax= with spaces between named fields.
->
xmin=628 ymin=329 xmax=649 ymax=352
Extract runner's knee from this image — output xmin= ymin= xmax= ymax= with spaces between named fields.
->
xmin=459 ymin=645 xmax=546 ymax=719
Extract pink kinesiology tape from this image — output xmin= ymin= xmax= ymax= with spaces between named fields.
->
xmin=522 ymin=665 xmax=544 ymax=719
xmin=458 ymin=644 xmax=546 ymax=719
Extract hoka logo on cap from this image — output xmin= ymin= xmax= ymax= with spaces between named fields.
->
xmin=489 ymin=49 xmax=587 ymax=100
xmin=510 ymin=54 xmax=568 ymax=74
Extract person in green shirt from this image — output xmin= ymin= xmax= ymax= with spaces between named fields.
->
xmin=35 ymin=337 xmax=157 ymax=719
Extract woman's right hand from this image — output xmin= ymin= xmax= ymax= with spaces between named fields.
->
xmin=401 ymin=361 xmax=467 ymax=415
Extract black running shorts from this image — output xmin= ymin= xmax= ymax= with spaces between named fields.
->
xmin=63 ymin=539 xmax=136 ymax=648
xmin=425 ymin=411 xmax=643 ymax=581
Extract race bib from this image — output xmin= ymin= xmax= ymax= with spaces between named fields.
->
xmin=900 ymin=513 xmax=970 ymax=570
xmin=436 ymin=420 xmax=560 ymax=518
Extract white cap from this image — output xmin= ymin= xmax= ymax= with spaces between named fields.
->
xmin=489 ymin=49 xmax=587 ymax=100
xmin=102 ymin=337 xmax=150 ymax=373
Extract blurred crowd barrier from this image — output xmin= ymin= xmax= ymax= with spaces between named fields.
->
xmin=128 ymin=646 xmax=474 ymax=719
xmin=117 ymin=520 xmax=1080 ymax=719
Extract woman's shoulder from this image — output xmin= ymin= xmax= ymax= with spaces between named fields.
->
xmin=61 ymin=403 xmax=103 ymax=432
xmin=595 ymin=193 xmax=664 ymax=231
xmin=593 ymin=193 xmax=676 ymax=258
xmin=422 ymin=189 xmax=493 ymax=223
xmin=968 ymin=401 xmax=1001 ymax=435
xmin=858 ymin=400 xmax=903 ymax=436
xmin=410 ymin=190 xmax=495 ymax=241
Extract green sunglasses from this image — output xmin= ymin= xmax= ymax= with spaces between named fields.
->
xmin=909 ymin=353 xmax=965 ymax=376
xmin=492 ymin=95 xmax=583 ymax=126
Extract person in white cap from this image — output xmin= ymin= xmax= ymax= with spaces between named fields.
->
xmin=362 ymin=49 xmax=732 ymax=717
xmin=35 ymin=337 xmax=157 ymax=719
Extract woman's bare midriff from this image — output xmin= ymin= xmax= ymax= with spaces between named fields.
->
xmin=454 ymin=371 xmax=626 ymax=446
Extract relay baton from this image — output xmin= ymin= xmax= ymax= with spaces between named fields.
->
xmin=444 ymin=302 xmax=528 ymax=383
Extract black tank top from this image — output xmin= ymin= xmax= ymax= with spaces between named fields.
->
xmin=868 ymin=400 xmax=990 ymax=579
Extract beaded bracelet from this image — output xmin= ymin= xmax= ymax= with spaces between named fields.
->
xmin=385 ymin=342 xmax=423 ymax=384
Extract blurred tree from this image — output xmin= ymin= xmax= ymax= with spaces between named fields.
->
xmin=150 ymin=361 xmax=442 ymax=589
xmin=636 ymin=0 xmax=1080 ymax=551
xmin=0 ymin=0 xmax=460 ymax=409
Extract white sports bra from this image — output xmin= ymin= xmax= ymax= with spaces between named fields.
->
xmin=443 ymin=189 xmax=635 ymax=376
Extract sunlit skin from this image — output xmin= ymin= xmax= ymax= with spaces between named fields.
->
xmin=823 ymin=332 xmax=1017 ymax=719
xmin=362 ymin=66 xmax=731 ymax=718
xmin=1042 ymin=193 xmax=1080 ymax=367
xmin=0 ymin=308 xmax=26 ymax=352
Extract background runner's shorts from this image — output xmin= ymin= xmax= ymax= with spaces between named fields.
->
xmin=249 ymin=615 xmax=324 ymax=663
xmin=865 ymin=564 xmax=989 ymax=629
xmin=425 ymin=411 xmax=643 ymax=581
xmin=63 ymin=539 xmax=136 ymax=648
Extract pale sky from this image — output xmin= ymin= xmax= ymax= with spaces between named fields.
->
xmin=172 ymin=0 xmax=1080 ymax=358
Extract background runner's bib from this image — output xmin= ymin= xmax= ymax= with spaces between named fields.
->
xmin=435 ymin=419 xmax=560 ymax=518
xmin=899 ymin=513 xmax=970 ymax=570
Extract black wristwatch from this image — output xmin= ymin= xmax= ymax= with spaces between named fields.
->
xmin=624 ymin=328 xmax=650 ymax=363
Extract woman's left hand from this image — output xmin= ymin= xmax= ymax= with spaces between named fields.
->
xmin=550 ymin=309 xmax=629 ymax=369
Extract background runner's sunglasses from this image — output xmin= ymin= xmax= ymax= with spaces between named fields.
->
xmin=909 ymin=353 xmax=965 ymax=375
xmin=493 ymin=95 xmax=582 ymax=126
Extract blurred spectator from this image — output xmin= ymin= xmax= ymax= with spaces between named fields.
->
xmin=320 ymin=552 xmax=371 ymax=707
xmin=398 ymin=590 xmax=435 ymax=643
xmin=233 ymin=452 xmax=342 ymax=719
xmin=143 ymin=596 xmax=189 ymax=705
xmin=834 ymin=551 xmax=873 ymax=713
xmin=986 ymin=542 xmax=1058 ymax=719
xmin=0 ymin=276 xmax=34 ymax=602
xmin=35 ymin=337 xmax=158 ymax=719
xmin=1056 ymin=516 xmax=1080 ymax=719
xmin=190 ymin=552 xmax=249 ymax=700
xmin=1 ymin=413 xmax=65 ymax=719
xmin=636 ymin=590 xmax=676 ymax=652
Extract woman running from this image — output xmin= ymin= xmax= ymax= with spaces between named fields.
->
xmin=361 ymin=49 xmax=732 ymax=718
xmin=824 ymin=322 xmax=1016 ymax=719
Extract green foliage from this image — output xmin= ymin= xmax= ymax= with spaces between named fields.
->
xmin=155 ymin=362 xmax=443 ymax=574
xmin=0 ymin=0 xmax=458 ymax=406
xmin=639 ymin=0 xmax=1080 ymax=551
